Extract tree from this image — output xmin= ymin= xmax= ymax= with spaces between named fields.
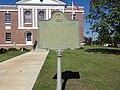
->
xmin=112 ymin=31 xmax=120 ymax=47
xmin=84 ymin=36 xmax=92 ymax=45
xmin=97 ymin=28 xmax=111 ymax=45
xmin=86 ymin=0 xmax=120 ymax=46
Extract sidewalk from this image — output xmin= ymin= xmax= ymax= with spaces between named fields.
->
xmin=0 ymin=49 xmax=49 ymax=90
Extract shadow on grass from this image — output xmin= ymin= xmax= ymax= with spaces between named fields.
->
xmin=85 ymin=48 xmax=120 ymax=55
xmin=53 ymin=71 xmax=80 ymax=90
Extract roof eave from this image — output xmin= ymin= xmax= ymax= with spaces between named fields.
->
xmin=16 ymin=3 xmax=66 ymax=6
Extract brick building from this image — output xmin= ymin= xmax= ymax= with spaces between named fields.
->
xmin=0 ymin=0 xmax=84 ymax=49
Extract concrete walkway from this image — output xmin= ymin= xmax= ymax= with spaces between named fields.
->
xmin=0 ymin=49 xmax=49 ymax=90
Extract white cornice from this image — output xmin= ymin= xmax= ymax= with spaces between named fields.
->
xmin=65 ymin=10 xmax=84 ymax=13
xmin=17 ymin=5 xmax=65 ymax=9
xmin=0 ymin=9 xmax=18 ymax=12
xmin=18 ymin=27 xmax=38 ymax=29
xmin=0 ymin=5 xmax=16 ymax=7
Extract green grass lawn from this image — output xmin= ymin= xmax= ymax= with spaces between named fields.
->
xmin=0 ymin=51 xmax=26 ymax=62
xmin=33 ymin=46 xmax=120 ymax=90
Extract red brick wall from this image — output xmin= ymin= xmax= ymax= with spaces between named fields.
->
xmin=0 ymin=10 xmax=38 ymax=45
xmin=0 ymin=6 xmax=84 ymax=49
xmin=76 ymin=13 xmax=84 ymax=44
xmin=0 ymin=11 xmax=6 ymax=44
xmin=65 ymin=12 xmax=84 ymax=44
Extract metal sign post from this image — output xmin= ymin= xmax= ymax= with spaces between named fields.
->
xmin=57 ymin=49 xmax=62 ymax=90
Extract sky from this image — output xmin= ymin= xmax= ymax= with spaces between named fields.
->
xmin=0 ymin=0 xmax=91 ymax=37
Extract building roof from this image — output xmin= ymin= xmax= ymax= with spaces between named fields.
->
xmin=66 ymin=5 xmax=84 ymax=11
xmin=65 ymin=5 xmax=84 ymax=13
xmin=0 ymin=5 xmax=17 ymax=9
xmin=16 ymin=0 xmax=66 ymax=6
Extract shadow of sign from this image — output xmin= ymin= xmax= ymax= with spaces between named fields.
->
xmin=53 ymin=71 xmax=80 ymax=90
xmin=85 ymin=48 xmax=120 ymax=55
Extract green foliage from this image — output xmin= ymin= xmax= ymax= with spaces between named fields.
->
xmin=86 ymin=0 xmax=120 ymax=45
xmin=84 ymin=36 xmax=92 ymax=45
xmin=8 ymin=48 xmax=18 ymax=51
xmin=0 ymin=51 xmax=26 ymax=62
xmin=97 ymin=29 xmax=111 ymax=45
xmin=20 ymin=48 xmax=30 ymax=52
xmin=0 ymin=48 xmax=7 ymax=54
xmin=112 ymin=31 xmax=120 ymax=47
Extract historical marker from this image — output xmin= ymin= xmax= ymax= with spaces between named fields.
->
xmin=38 ymin=11 xmax=80 ymax=90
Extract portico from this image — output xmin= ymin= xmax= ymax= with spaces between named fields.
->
xmin=17 ymin=0 xmax=66 ymax=29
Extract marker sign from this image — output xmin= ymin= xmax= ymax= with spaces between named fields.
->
xmin=38 ymin=11 xmax=80 ymax=50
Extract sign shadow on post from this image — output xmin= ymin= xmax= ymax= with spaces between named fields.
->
xmin=53 ymin=71 xmax=80 ymax=90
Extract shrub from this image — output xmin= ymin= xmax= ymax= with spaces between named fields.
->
xmin=0 ymin=48 xmax=7 ymax=54
xmin=8 ymin=48 xmax=18 ymax=51
xmin=20 ymin=48 xmax=30 ymax=52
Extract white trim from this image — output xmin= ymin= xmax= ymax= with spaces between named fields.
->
xmin=16 ymin=0 xmax=66 ymax=5
xmin=18 ymin=8 xmax=20 ymax=27
xmin=5 ymin=41 xmax=12 ymax=43
xmin=48 ymin=9 xmax=51 ymax=19
xmin=21 ymin=8 xmax=24 ymax=27
xmin=18 ymin=27 xmax=38 ymax=29
xmin=66 ymin=6 xmax=84 ymax=8
xmin=35 ymin=8 xmax=38 ymax=27
xmin=32 ymin=8 xmax=35 ymax=27
xmin=78 ymin=6 xmax=84 ymax=8
xmin=17 ymin=5 xmax=65 ymax=10
xmin=65 ymin=10 xmax=84 ymax=13
xmin=62 ymin=9 xmax=64 ymax=13
xmin=5 ymin=23 xmax=11 ymax=25
xmin=25 ymin=32 xmax=33 ymax=45
xmin=5 ymin=26 xmax=11 ymax=29
xmin=0 ymin=5 xmax=16 ymax=6
xmin=72 ymin=0 xmax=73 ymax=20
xmin=0 ymin=9 xmax=18 ymax=12
xmin=46 ymin=9 xmax=49 ymax=20
xmin=0 ymin=44 xmax=33 ymax=46
xmin=24 ymin=23 xmax=32 ymax=24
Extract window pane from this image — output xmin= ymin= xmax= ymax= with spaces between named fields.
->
xmin=5 ymin=14 xmax=11 ymax=23
xmin=38 ymin=11 xmax=45 ymax=20
xmin=6 ymin=33 xmax=11 ymax=41
xmin=27 ymin=33 xmax=32 ymax=41
xmin=72 ymin=14 xmax=77 ymax=20
xmin=25 ymin=11 xmax=32 ymax=23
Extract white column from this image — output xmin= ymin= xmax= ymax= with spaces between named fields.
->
xmin=32 ymin=8 xmax=35 ymax=27
xmin=18 ymin=8 xmax=21 ymax=28
xmin=21 ymin=8 xmax=24 ymax=27
xmin=62 ymin=9 xmax=64 ymax=13
xmin=35 ymin=8 xmax=37 ymax=27
xmin=48 ymin=9 xmax=51 ymax=19
xmin=46 ymin=9 xmax=48 ymax=20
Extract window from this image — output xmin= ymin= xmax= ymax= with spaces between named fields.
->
xmin=6 ymin=33 xmax=11 ymax=41
xmin=38 ymin=11 xmax=45 ymax=20
xmin=72 ymin=14 xmax=77 ymax=20
xmin=27 ymin=33 xmax=32 ymax=41
xmin=5 ymin=13 xmax=11 ymax=23
xmin=25 ymin=11 xmax=32 ymax=23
